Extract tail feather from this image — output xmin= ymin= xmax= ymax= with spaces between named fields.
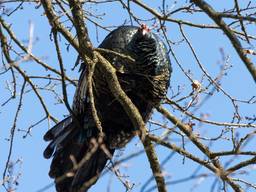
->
xmin=70 ymin=147 xmax=114 ymax=192
xmin=44 ymin=116 xmax=72 ymax=141
xmin=43 ymin=128 xmax=72 ymax=159
xmin=43 ymin=116 xmax=73 ymax=159
xmin=43 ymin=116 xmax=114 ymax=192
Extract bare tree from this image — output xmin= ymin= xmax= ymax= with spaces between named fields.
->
xmin=1 ymin=0 xmax=256 ymax=192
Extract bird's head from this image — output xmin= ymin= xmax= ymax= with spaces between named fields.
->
xmin=138 ymin=24 xmax=151 ymax=36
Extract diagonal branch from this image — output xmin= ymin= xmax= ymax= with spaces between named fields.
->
xmin=157 ymin=106 xmax=243 ymax=192
xmin=95 ymin=52 xmax=167 ymax=192
xmin=191 ymin=0 xmax=256 ymax=82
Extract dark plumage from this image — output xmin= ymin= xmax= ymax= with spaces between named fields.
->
xmin=44 ymin=25 xmax=171 ymax=192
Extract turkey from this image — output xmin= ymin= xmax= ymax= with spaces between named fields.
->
xmin=43 ymin=24 xmax=172 ymax=192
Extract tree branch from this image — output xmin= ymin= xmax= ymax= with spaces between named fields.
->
xmin=191 ymin=0 xmax=256 ymax=82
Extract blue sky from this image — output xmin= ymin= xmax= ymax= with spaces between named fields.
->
xmin=1 ymin=1 xmax=256 ymax=192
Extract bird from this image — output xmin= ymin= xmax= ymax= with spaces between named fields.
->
xmin=43 ymin=24 xmax=172 ymax=192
